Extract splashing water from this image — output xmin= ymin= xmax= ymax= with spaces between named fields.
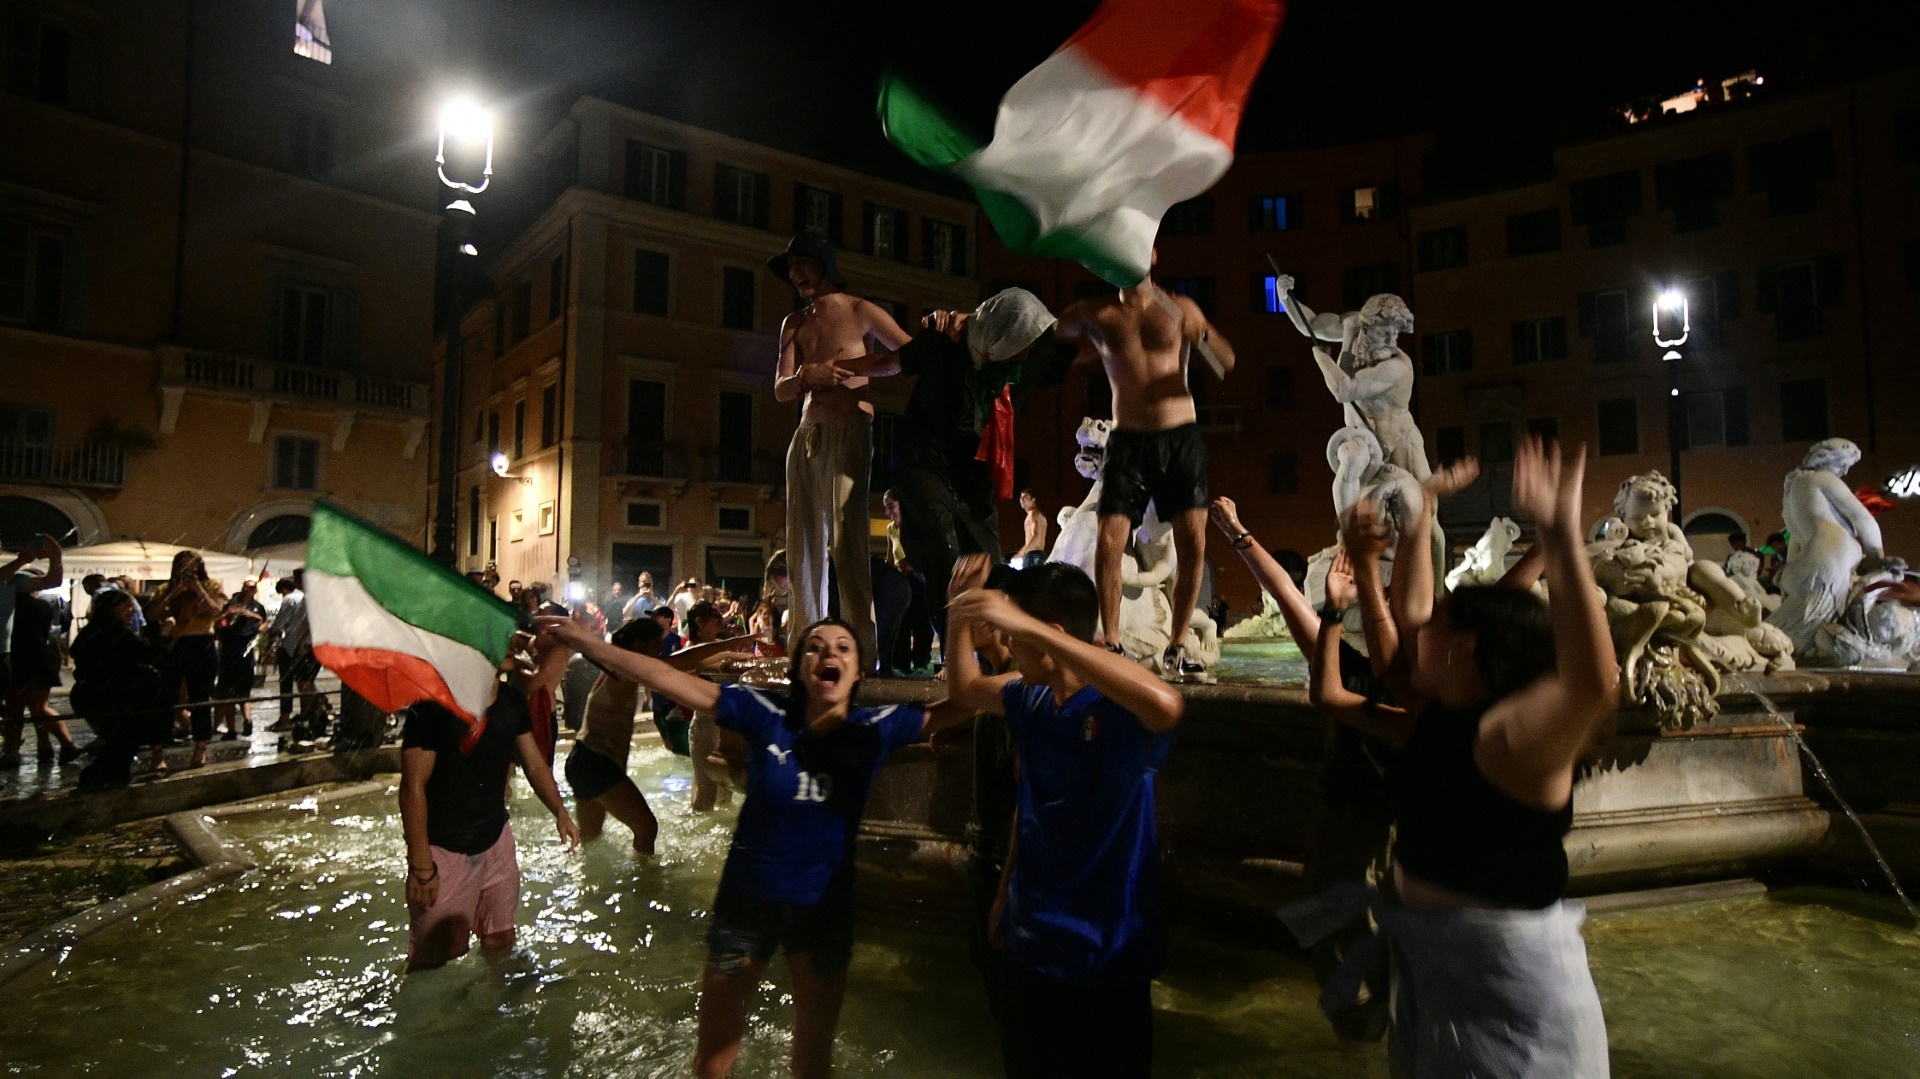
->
xmin=1732 ymin=672 xmax=1920 ymax=925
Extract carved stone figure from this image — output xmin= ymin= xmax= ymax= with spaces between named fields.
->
xmin=1447 ymin=517 xmax=1522 ymax=591
xmin=1770 ymin=438 xmax=1887 ymax=657
xmin=1588 ymin=471 xmax=1721 ymax=727
xmin=1805 ymin=562 xmax=1920 ymax=670
xmin=1223 ymin=589 xmax=1290 ymax=640
xmin=1723 ymin=550 xmax=1780 ymax=616
xmin=1690 ymin=559 xmax=1796 ymax=674
xmin=1047 ymin=417 xmax=1112 ymax=578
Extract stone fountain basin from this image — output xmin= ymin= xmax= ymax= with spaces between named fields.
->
xmin=836 ymin=670 xmax=1920 ymax=928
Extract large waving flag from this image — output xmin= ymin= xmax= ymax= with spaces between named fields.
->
xmin=306 ymin=500 xmax=519 ymax=727
xmin=880 ymin=0 xmax=1284 ymax=287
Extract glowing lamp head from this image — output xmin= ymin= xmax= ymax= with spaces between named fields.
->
xmin=1659 ymin=290 xmax=1685 ymax=311
xmin=566 ymin=581 xmax=586 ymax=602
xmin=439 ymin=98 xmax=492 ymax=144
xmin=490 ymin=452 xmax=509 ymax=477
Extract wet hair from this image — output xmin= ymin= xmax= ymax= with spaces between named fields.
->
xmin=784 ymin=616 xmax=868 ymax=717
xmin=1002 ymin=561 xmax=1100 ymax=643
xmin=611 ymin=616 xmax=664 ymax=653
xmin=1443 ymin=585 xmax=1557 ymax=700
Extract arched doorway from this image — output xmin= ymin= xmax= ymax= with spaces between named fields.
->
xmin=247 ymin=514 xmax=312 ymax=548
xmin=1682 ymin=508 xmax=1747 ymax=563
xmin=223 ymin=499 xmax=314 ymax=553
xmin=0 ymin=495 xmax=78 ymax=550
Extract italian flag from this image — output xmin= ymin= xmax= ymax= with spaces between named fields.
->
xmin=879 ymin=0 xmax=1284 ymax=287
xmin=306 ymin=500 xmax=519 ymax=729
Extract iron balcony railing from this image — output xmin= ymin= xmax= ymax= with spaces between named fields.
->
xmin=0 ymin=437 xmax=126 ymax=487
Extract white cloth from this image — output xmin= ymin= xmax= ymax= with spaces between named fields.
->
xmin=966 ymin=287 xmax=1056 ymax=365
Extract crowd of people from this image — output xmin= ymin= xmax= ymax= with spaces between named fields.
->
xmin=384 ymin=235 xmax=1621 ymax=1079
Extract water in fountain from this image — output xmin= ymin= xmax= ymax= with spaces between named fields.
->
xmin=1732 ymin=672 xmax=1920 ymax=924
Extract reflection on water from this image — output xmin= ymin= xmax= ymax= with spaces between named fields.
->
xmin=8 ymin=744 xmax=1920 ymax=1077
xmin=1215 ymin=639 xmax=1308 ymax=685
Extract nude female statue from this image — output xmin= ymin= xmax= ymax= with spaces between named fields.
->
xmin=1771 ymin=438 xmax=1887 ymax=653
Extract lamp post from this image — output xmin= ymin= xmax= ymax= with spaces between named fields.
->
xmin=1654 ymin=287 xmax=1690 ymax=517
xmin=429 ymin=98 xmax=493 ymax=567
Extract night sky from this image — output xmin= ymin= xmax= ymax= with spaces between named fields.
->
xmin=467 ymin=0 xmax=1893 ymax=235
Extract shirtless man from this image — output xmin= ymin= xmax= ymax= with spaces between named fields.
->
xmin=769 ymin=232 xmax=910 ymax=663
xmin=1013 ymin=489 xmax=1049 ymax=569
xmin=1057 ymin=253 xmax=1235 ymax=674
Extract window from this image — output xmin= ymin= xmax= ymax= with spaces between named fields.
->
xmin=632 ymin=249 xmax=669 ymax=315
xmin=510 ymin=508 xmax=524 ymax=543
xmin=924 ymin=219 xmax=967 ymax=274
xmin=1597 ymin=398 xmax=1639 ymax=456
xmin=626 ymin=502 xmax=664 ymax=528
xmin=10 ymin=17 xmax=74 ymax=106
xmin=1578 ymin=288 xmax=1634 ymax=363
xmin=866 ymin=204 xmax=908 ymax=261
xmin=537 ymin=501 xmax=556 ymax=536
xmin=1249 ymin=194 xmax=1301 ymax=231
xmin=1265 ymin=366 xmax=1295 ymax=409
xmin=1678 ymin=388 xmax=1749 ymax=449
xmin=626 ymin=379 xmax=666 ymax=476
xmin=467 ymin=486 xmax=480 ymax=557
xmin=1267 ymin=453 xmax=1298 ymax=495
xmin=715 ymin=164 xmax=770 ymax=228
xmin=1342 ymin=184 xmax=1398 ymax=224
xmin=1423 ymin=331 xmax=1472 ymax=375
xmin=0 ymin=406 xmax=54 ymax=475
xmin=1417 ymin=227 xmax=1468 ymax=271
xmin=717 ymin=390 xmax=754 ymax=482
xmin=1342 ymin=263 xmax=1398 ymax=310
xmin=1164 ymin=276 xmax=1215 ymax=315
xmin=1526 ymin=417 xmax=1559 ymax=443
xmin=1569 ymin=170 xmax=1641 ymax=247
xmin=486 ymin=410 xmax=500 ymax=455
xmin=488 ymin=517 xmax=497 ymax=561
xmin=277 ymin=284 xmax=331 ymax=365
xmin=717 ymin=506 xmax=754 ymax=533
xmin=1685 ymin=271 xmax=1742 ymax=347
xmin=1780 ymin=379 xmax=1829 ymax=442
xmin=1435 ymin=427 xmax=1466 ymax=465
xmin=289 ymin=108 xmax=335 ymax=179
xmin=548 ymin=256 xmax=565 ymax=321
xmin=794 ymin=183 xmax=842 ymax=244
xmin=1512 ymin=317 xmax=1567 ymax=364
xmin=540 ymin=384 xmax=558 ymax=449
xmin=0 ymin=219 xmax=66 ymax=328
xmin=1654 ymin=151 xmax=1734 ymax=231
xmin=294 ymin=0 xmax=332 ymax=63
xmin=721 ymin=267 xmax=756 ymax=331
xmin=1505 ymin=209 xmax=1561 ymax=256
xmin=1748 ymin=132 xmax=1834 ymax=215
xmin=624 ymin=142 xmax=686 ymax=209
xmin=510 ymin=280 xmax=532 ymax=344
xmin=512 ymin=400 xmax=525 ymax=459
xmin=1758 ymin=258 xmax=1838 ymax=341
xmin=1160 ymin=197 xmax=1214 ymax=237
xmin=1251 ymin=274 xmax=1300 ymax=315
xmin=272 ymin=436 xmax=320 ymax=490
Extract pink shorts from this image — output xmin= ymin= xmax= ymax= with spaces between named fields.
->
xmin=407 ymin=823 xmax=520 ymax=968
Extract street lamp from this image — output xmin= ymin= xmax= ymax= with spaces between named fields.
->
xmin=1654 ymin=286 xmax=1691 ymax=516
xmin=490 ymin=451 xmax=531 ymax=486
xmin=429 ymin=98 xmax=494 ymax=567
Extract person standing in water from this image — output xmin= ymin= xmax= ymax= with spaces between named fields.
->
xmin=770 ymin=232 xmax=911 ymax=665
xmin=540 ymin=613 xmax=972 ymax=1079
xmin=1013 ymin=489 xmax=1050 ymax=569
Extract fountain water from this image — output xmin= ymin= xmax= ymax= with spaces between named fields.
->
xmin=1732 ymin=672 xmax=1920 ymax=924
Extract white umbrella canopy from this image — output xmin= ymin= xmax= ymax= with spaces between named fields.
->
xmin=57 ymin=540 xmax=254 ymax=593
xmin=247 ymin=541 xmax=308 ymax=582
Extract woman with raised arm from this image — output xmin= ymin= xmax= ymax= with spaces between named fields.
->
xmin=537 ymin=614 xmax=970 ymax=1079
xmin=1286 ymin=436 xmax=1618 ymax=1078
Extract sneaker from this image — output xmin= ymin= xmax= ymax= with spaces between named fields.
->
xmin=1106 ymin=642 xmax=1127 ymax=657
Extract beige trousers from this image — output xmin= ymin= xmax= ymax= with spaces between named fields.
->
xmin=784 ymin=420 xmax=877 ymax=664
xmin=688 ymin=709 xmax=733 ymax=811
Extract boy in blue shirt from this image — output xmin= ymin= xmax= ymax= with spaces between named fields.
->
xmin=944 ymin=554 xmax=1185 ymax=1079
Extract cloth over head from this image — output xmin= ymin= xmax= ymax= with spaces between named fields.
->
xmin=767 ymin=232 xmax=848 ymax=288
xmin=966 ymin=288 xmax=1056 ymax=366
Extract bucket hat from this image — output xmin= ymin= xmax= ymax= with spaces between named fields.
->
xmin=767 ymin=232 xmax=847 ymax=288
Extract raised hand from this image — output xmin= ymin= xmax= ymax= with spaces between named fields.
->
xmin=1340 ymin=497 xmax=1391 ymax=562
xmin=946 ymin=588 xmax=1031 ymax=638
xmin=1515 ymin=435 xmax=1585 ymax=533
xmin=1424 ymin=456 xmax=1481 ymax=501
xmin=1208 ymin=497 xmax=1244 ymax=540
xmin=1326 ymin=549 xmax=1358 ymax=610
xmin=949 ymin=552 xmax=993 ymax=600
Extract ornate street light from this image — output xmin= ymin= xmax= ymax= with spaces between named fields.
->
xmin=429 ymin=99 xmax=493 ymax=567
xmin=1655 ymin=286 xmax=1691 ymax=515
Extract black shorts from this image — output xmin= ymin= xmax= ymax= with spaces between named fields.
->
xmin=564 ymin=741 xmax=627 ymax=802
xmin=1096 ymin=424 xmax=1208 ymax=526
xmin=216 ymin=652 xmax=256 ymax=698
xmin=705 ymin=878 xmax=855 ymax=975
xmin=9 ymin=644 xmax=60 ymax=691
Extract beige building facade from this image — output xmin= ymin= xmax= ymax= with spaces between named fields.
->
xmin=437 ymin=97 xmax=979 ymax=601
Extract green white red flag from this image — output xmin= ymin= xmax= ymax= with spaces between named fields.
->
xmin=305 ymin=500 xmax=518 ymax=728
xmin=879 ymin=0 xmax=1284 ymax=287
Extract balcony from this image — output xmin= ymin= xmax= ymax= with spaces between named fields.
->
xmin=696 ymin=446 xmax=783 ymax=489
xmin=0 ymin=437 xmax=125 ymax=488
xmin=157 ymin=346 xmax=431 ymax=458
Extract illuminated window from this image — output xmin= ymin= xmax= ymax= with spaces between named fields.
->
xmin=1251 ymin=273 xmax=1296 ymax=315
xmin=294 ymin=0 xmax=332 ymax=65
xmin=1342 ymin=184 xmax=1398 ymax=224
xmin=1249 ymin=194 xmax=1301 ymax=231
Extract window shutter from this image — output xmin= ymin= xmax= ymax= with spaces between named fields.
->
xmin=1817 ymin=254 xmax=1843 ymax=306
xmin=1576 ymin=291 xmax=1596 ymax=337
xmin=894 ymin=210 xmax=910 ymax=262
xmin=791 ymin=181 xmax=807 ymax=235
xmin=827 ymin=193 xmax=843 ymax=247
xmin=921 ymin=217 xmax=935 ymax=271
xmin=1755 ymin=265 xmax=1778 ymax=314
xmin=862 ymin=203 xmax=875 ymax=255
xmin=667 ymin=150 xmax=686 ymax=209
xmin=1631 ymin=285 xmax=1654 ymax=332
xmin=1724 ymin=387 xmax=1749 ymax=446
xmin=330 ymin=286 xmax=359 ymax=368
xmin=1715 ymin=270 xmax=1741 ymax=318
xmin=753 ymin=174 xmax=770 ymax=230
xmin=952 ymin=224 xmax=967 ymax=276
xmin=712 ymin=166 xmax=728 ymax=222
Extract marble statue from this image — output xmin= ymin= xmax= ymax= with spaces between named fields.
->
xmin=1047 ymin=417 xmax=1112 ymax=578
xmin=1724 ymin=550 xmax=1781 ymax=616
xmin=1691 ymin=559 xmax=1797 ymax=674
xmin=1770 ymin=438 xmax=1888 ymax=657
xmin=1223 ymin=589 xmax=1289 ymax=640
xmin=1447 ymin=517 xmax=1522 ymax=591
xmin=1587 ymin=471 xmax=1721 ymax=728
xmin=1047 ymin=416 xmax=1219 ymax=672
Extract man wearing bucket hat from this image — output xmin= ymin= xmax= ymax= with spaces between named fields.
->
xmin=770 ymin=232 xmax=912 ymax=667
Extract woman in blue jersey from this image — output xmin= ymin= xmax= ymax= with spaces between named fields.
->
xmin=539 ymin=614 xmax=969 ymax=1079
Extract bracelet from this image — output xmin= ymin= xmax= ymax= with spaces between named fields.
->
xmin=408 ymin=865 xmax=437 ymax=880
xmin=1317 ymin=604 xmax=1344 ymax=623
xmin=1231 ymin=531 xmax=1254 ymax=550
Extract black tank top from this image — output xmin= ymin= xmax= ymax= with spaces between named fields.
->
xmin=1387 ymin=701 xmax=1573 ymax=908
